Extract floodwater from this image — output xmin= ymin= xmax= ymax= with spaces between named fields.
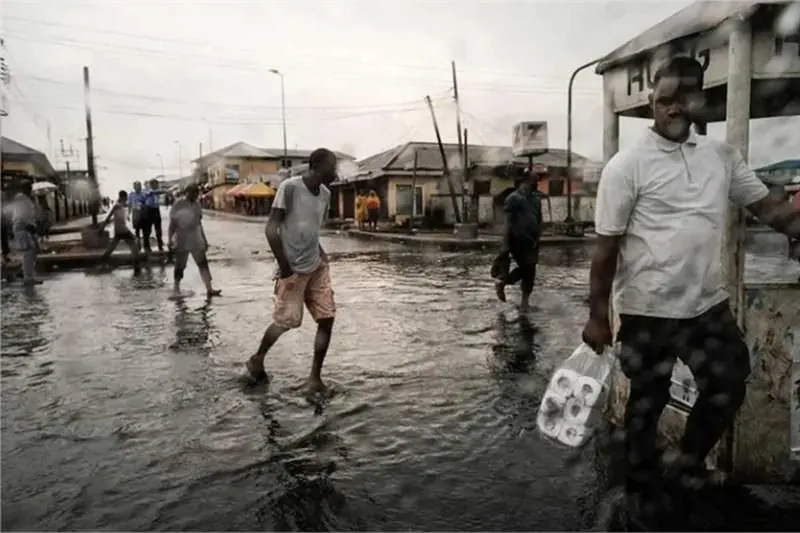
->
xmin=2 ymin=217 xmax=799 ymax=531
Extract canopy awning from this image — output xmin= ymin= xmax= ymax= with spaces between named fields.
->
xmin=241 ymin=182 xmax=276 ymax=198
xmin=226 ymin=184 xmax=247 ymax=196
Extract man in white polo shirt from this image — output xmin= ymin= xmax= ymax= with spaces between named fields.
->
xmin=583 ymin=56 xmax=800 ymax=522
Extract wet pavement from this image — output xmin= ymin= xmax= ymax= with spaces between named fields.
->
xmin=2 ymin=215 xmax=800 ymax=531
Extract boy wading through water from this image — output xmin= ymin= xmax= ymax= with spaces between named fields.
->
xmin=493 ymin=168 xmax=545 ymax=312
xmin=246 ymin=148 xmax=338 ymax=393
xmin=167 ymin=184 xmax=221 ymax=299
xmin=99 ymin=190 xmax=141 ymax=274
xmin=582 ymin=57 xmax=800 ymax=526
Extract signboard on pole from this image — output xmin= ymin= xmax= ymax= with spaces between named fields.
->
xmin=512 ymin=121 xmax=548 ymax=157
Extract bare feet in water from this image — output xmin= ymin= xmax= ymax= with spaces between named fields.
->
xmin=304 ymin=377 xmax=327 ymax=394
xmin=207 ymin=289 xmax=222 ymax=298
xmin=245 ymin=356 xmax=268 ymax=383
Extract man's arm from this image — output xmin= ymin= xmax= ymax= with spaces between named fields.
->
xmin=99 ymin=204 xmax=115 ymax=229
xmin=501 ymin=194 xmax=518 ymax=254
xmin=266 ymin=182 xmax=292 ymax=276
xmin=266 ymin=209 xmax=291 ymax=275
xmin=167 ymin=206 xmax=177 ymax=245
xmin=587 ymin=154 xmax=637 ymax=323
xmin=726 ymin=146 xmax=800 ymax=240
xmin=746 ymin=193 xmax=800 ymax=240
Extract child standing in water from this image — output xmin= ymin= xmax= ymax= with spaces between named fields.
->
xmin=99 ymin=190 xmax=141 ymax=273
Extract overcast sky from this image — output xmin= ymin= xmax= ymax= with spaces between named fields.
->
xmin=2 ymin=0 xmax=798 ymax=195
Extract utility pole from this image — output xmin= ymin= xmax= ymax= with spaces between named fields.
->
xmin=463 ymin=128 xmax=470 ymax=223
xmin=83 ymin=66 xmax=99 ymax=225
xmin=451 ymin=61 xmax=464 ymax=162
xmin=425 ymin=95 xmax=461 ymax=224
xmin=411 ymin=149 xmax=419 ymax=220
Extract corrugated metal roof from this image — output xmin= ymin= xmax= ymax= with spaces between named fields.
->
xmin=193 ymin=142 xmax=355 ymax=164
xmin=594 ymin=1 xmax=762 ymax=75
xmin=351 ymin=142 xmax=591 ymax=180
xmin=754 ymin=158 xmax=800 ymax=172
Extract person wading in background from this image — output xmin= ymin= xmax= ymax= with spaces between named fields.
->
xmin=11 ymin=181 xmax=42 ymax=286
xmin=245 ymin=148 xmax=338 ymax=394
xmin=167 ymin=184 xmax=221 ymax=299
xmin=582 ymin=56 xmax=800 ymax=526
xmin=141 ymin=178 xmax=164 ymax=254
xmin=365 ymin=190 xmax=381 ymax=231
xmin=492 ymin=167 xmax=545 ymax=312
xmin=128 ymin=181 xmax=146 ymax=249
xmin=98 ymin=190 xmax=141 ymax=274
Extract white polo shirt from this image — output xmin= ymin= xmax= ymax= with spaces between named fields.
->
xmin=594 ymin=129 xmax=769 ymax=319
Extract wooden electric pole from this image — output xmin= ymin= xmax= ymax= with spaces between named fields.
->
xmin=451 ymin=60 xmax=464 ymax=160
xmin=83 ymin=66 xmax=98 ymax=225
xmin=425 ymin=95 xmax=461 ymax=224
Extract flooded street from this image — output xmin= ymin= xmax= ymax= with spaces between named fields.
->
xmin=2 ymin=217 xmax=799 ymax=531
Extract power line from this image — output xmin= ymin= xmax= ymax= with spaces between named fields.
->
xmin=3 ymin=15 xmax=603 ymax=88
xmin=12 ymin=73 xmax=454 ymax=112
xmin=2 ymin=31 xmax=601 ymax=97
xmin=5 ymin=96 xmax=448 ymax=125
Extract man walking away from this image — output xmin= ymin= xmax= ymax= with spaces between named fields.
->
xmin=246 ymin=148 xmax=338 ymax=393
xmin=141 ymin=178 xmax=164 ymax=253
xmin=167 ymin=184 xmax=221 ymax=299
xmin=11 ymin=181 xmax=42 ymax=285
xmin=98 ymin=190 xmax=141 ymax=274
xmin=129 ymin=181 xmax=146 ymax=249
xmin=581 ymin=56 xmax=800 ymax=526
xmin=493 ymin=167 xmax=545 ymax=312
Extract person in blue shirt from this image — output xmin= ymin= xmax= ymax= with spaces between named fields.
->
xmin=141 ymin=178 xmax=165 ymax=253
xmin=128 ymin=181 xmax=146 ymax=249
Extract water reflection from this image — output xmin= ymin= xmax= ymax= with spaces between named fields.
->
xmin=490 ymin=312 xmax=539 ymax=375
xmin=170 ymin=299 xmax=215 ymax=353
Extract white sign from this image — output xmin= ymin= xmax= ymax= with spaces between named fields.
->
xmin=511 ymin=121 xmax=548 ymax=157
xmin=605 ymin=30 xmax=800 ymax=113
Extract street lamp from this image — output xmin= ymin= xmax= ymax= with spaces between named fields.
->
xmin=174 ymin=140 xmax=182 ymax=179
xmin=268 ymin=68 xmax=288 ymax=170
xmin=156 ymin=152 xmax=165 ymax=178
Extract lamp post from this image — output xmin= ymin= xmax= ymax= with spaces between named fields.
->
xmin=174 ymin=140 xmax=182 ymax=179
xmin=156 ymin=152 xmax=165 ymax=178
xmin=268 ymin=68 xmax=288 ymax=170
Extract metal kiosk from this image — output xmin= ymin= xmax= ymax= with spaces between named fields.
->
xmin=594 ymin=1 xmax=800 ymax=483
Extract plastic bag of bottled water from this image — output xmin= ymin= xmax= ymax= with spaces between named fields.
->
xmin=537 ymin=343 xmax=616 ymax=448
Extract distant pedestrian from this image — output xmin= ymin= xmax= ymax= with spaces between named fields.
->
xmin=2 ymin=191 xmax=12 ymax=265
xmin=493 ymin=168 xmax=545 ymax=312
xmin=365 ymin=190 xmax=381 ymax=231
xmin=128 ymin=181 xmax=146 ymax=248
xmin=141 ymin=178 xmax=164 ymax=253
xmin=98 ymin=190 xmax=141 ymax=274
xmin=245 ymin=148 xmax=338 ymax=393
xmin=355 ymin=192 xmax=367 ymax=230
xmin=167 ymin=184 xmax=221 ymax=299
xmin=11 ymin=181 xmax=42 ymax=286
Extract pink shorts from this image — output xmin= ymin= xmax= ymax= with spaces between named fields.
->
xmin=273 ymin=263 xmax=336 ymax=329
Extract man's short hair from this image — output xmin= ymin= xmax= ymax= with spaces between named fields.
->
xmin=652 ymin=56 xmax=704 ymax=91
xmin=118 ymin=190 xmax=128 ymax=200
xmin=309 ymin=148 xmax=335 ymax=170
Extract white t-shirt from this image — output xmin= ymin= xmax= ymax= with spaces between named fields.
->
xmin=271 ymin=176 xmax=330 ymax=275
xmin=169 ymin=199 xmax=205 ymax=251
xmin=594 ymin=129 xmax=769 ymax=319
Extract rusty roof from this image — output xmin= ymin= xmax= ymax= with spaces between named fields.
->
xmin=343 ymin=141 xmax=591 ymax=183
xmin=594 ymin=1 xmax=763 ymax=75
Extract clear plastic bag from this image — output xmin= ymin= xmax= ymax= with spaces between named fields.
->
xmin=537 ymin=343 xmax=617 ymax=448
